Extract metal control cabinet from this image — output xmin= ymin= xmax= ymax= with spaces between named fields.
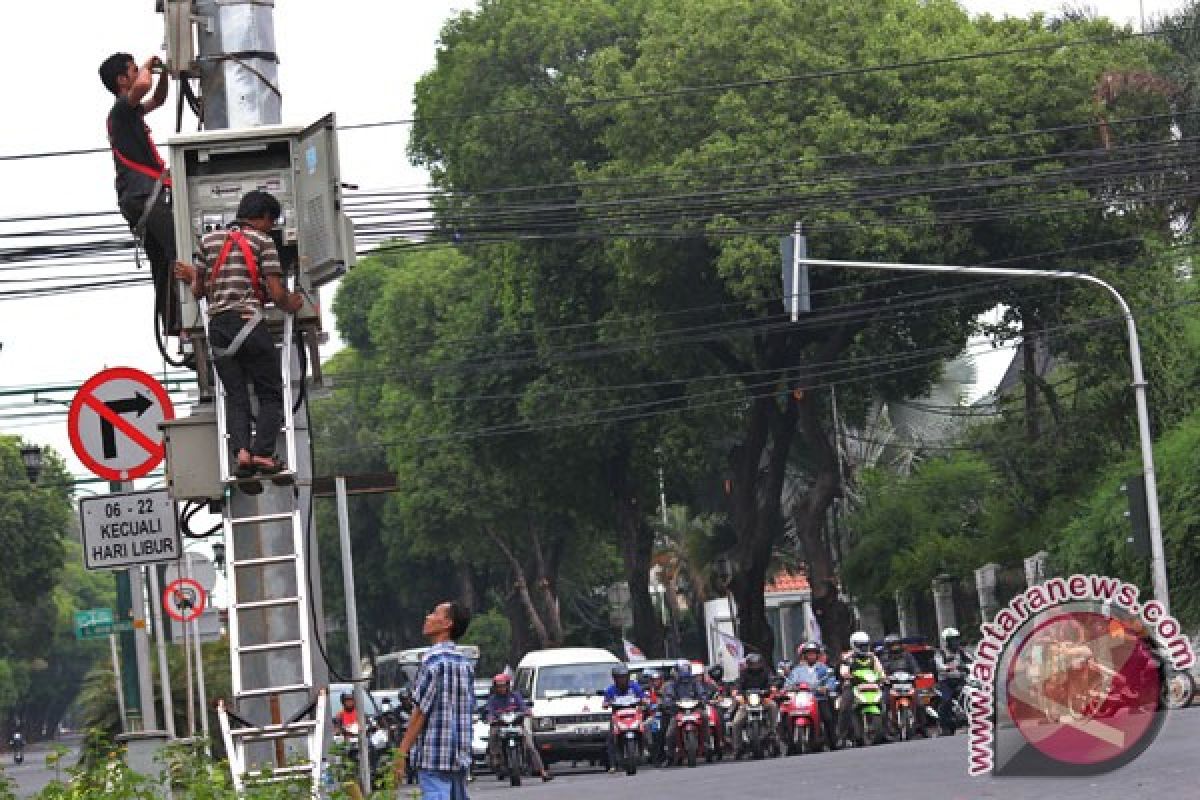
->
xmin=160 ymin=411 xmax=223 ymax=501
xmin=168 ymin=114 xmax=355 ymax=331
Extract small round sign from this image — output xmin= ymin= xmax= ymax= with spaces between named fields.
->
xmin=163 ymin=577 xmax=206 ymax=623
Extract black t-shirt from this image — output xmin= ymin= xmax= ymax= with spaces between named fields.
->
xmin=107 ymin=98 xmax=163 ymax=205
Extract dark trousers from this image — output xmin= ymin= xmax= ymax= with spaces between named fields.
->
xmin=816 ymin=697 xmax=837 ymax=748
xmin=937 ymin=678 xmax=964 ymax=733
xmin=120 ymin=192 xmax=180 ymax=335
xmin=209 ymin=312 xmax=284 ymax=457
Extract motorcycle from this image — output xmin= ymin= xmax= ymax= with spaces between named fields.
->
xmin=494 ymin=711 xmax=528 ymax=787
xmin=847 ymin=666 xmax=885 ymax=747
xmin=914 ymin=672 xmax=939 ymax=735
xmin=703 ymin=698 xmax=725 ymax=760
xmin=887 ymin=671 xmax=918 ymax=741
xmin=779 ymin=683 xmax=823 ymax=755
xmin=10 ymin=734 xmax=23 ymax=766
xmin=609 ymin=695 xmax=645 ymax=776
xmin=738 ymin=691 xmax=778 ymax=760
xmin=670 ymin=698 xmax=708 ymax=768
xmin=926 ymin=674 xmax=976 ymax=733
xmin=715 ymin=694 xmax=737 ymax=756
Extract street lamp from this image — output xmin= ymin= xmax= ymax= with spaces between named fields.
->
xmin=19 ymin=445 xmax=42 ymax=484
xmin=801 ymin=256 xmax=1172 ymax=615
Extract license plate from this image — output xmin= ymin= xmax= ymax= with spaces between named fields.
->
xmin=576 ymin=725 xmax=606 ymax=734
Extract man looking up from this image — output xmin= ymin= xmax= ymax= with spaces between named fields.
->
xmin=398 ymin=602 xmax=474 ymax=800
xmin=98 ymin=52 xmax=180 ymax=335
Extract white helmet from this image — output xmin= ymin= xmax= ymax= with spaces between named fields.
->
xmin=850 ymin=631 xmax=870 ymax=653
xmin=941 ymin=627 xmax=961 ymax=646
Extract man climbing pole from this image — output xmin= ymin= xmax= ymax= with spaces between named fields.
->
xmin=98 ymin=51 xmax=181 ymax=337
xmin=173 ymin=191 xmax=305 ymax=484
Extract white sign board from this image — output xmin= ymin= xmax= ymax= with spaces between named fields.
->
xmin=80 ymin=489 xmax=181 ymax=571
xmin=164 ymin=553 xmax=218 ymax=593
xmin=170 ymin=607 xmax=222 ymax=644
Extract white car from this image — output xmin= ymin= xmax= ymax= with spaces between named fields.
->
xmin=515 ymin=647 xmax=621 ymax=766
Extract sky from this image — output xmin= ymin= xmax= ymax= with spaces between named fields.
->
xmin=0 ymin=0 xmax=1188 ymax=483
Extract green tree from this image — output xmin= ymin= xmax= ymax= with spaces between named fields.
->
xmin=407 ymin=0 xmax=1170 ymax=658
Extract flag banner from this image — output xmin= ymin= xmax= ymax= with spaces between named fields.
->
xmin=717 ymin=630 xmax=745 ymax=662
xmin=803 ymin=602 xmax=823 ymax=645
xmin=623 ymin=639 xmax=646 ymax=662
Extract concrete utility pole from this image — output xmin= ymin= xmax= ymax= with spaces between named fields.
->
xmin=188 ymin=0 xmax=330 ymax=753
xmin=800 ymin=257 xmax=1172 ymax=615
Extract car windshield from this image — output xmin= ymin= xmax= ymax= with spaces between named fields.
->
xmin=534 ymin=663 xmax=614 ymax=699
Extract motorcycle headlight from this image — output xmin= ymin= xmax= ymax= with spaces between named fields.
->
xmin=532 ymin=717 xmax=555 ymax=732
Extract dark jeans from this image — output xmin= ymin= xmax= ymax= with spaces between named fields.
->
xmin=209 ymin=311 xmax=283 ymax=457
xmin=120 ymin=192 xmax=180 ymax=335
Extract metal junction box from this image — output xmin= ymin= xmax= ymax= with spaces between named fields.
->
xmin=168 ymin=114 xmax=356 ymax=331
xmin=160 ymin=409 xmax=223 ymax=502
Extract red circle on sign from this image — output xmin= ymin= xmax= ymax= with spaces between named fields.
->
xmin=163 ymin=578 xmax=206 ymax=623
xmin=68 ymin=367 xmax=175 ymax=481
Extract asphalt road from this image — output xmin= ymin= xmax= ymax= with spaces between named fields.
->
xmin=6 ymin=738 xmax=78 ymax=799
xmin=469 ymin=707 xmax=1199 ymax=800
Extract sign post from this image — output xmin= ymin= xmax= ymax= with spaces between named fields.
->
xmin=70 ymin=370 xmax=175 ymax=738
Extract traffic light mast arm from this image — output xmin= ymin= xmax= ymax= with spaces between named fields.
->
xmin=799 ymin=257 xmax=1170 ymax=615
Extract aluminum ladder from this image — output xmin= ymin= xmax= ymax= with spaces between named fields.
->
xmin=201 ymin=297 xmax=327 ymax=795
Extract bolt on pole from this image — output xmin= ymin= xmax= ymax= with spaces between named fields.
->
xmin=799 ymin=257 xmax=1171 ymax=615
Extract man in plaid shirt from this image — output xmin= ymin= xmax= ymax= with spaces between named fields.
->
xmin=399 ymin=601 xmax=474 ymax=799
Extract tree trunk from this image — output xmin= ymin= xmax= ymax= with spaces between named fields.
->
xmin=727 ymin=389 xmax=797 ymax=663
xmin=482 ymin=525 xmax=557 ymax=648
xmin=610 ymin=438 xmax=667 ymax=659
xmin=528 ymin=524 xmax=565 ymax=646
xmin=617 ymin=494 xmax=666 ymax=658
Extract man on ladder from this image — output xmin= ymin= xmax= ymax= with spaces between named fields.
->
xmin=98 ymin=52 xmax=181 ymax=336
xmin=174 ymin=190 xmax=304 ymax=482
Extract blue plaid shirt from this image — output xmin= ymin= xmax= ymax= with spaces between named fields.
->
xmin=411 ymin=641 xmax=475 ymax=772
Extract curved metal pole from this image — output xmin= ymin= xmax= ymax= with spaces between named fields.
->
xmin=800 ymin=258 xmax=1170 ymax=615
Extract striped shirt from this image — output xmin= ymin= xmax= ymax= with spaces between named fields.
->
xmin=197 ymin=226 xmax=282 ymax=316
xmin=411 ymin=641 xmax=475 ymax=772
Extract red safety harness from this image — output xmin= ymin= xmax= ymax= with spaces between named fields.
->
xmin=107 ymin=114 xmax=172 ymax=188
xmin=209 ymin=229 xmax=267 ymax=305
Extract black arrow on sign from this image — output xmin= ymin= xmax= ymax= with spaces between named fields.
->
xmin=100 ymin=393 xmax=154 ymax=459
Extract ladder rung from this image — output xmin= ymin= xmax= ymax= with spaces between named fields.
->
xmin=230 ymin=720 xmax=318 ymax=738
xmin=238 ymin=639 xmax=305 ymax=654
xmin=230 ymin=512 xmax=296 ymax=526
xmin=234 ymin=597 xmax=301 ymax=612
xmin=244 ymin=764 xmax=317 ymax=780
xmin=231 ymin=554 xmax=299 ymax=568
xmin=236 ymin=683 xmax=313 ymax=698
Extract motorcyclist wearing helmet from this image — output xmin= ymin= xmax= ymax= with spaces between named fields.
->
xmin=483 ymin=673 xmax=552 ymax=781
xmin=640 ymin=669 xmax=667 ymax=763
xmin=731 ymin=652 xmax=780 ymax=758
xmin=603 ymin=665 xmax=646 ymax=772
xmin=662 ymin=659 xmax=711 ymax=765
xmin=835 ymin=631 xmax=888 ymax=744
xmin=880 ymin=634 xmax=920 ymax=676
xmin=935 ymin=627 xmax=973 ymax=735
xmin=880 ymin=633 xmax=921 ymax=738
xmin=784 ymin=641 xmax=839 ymax=749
